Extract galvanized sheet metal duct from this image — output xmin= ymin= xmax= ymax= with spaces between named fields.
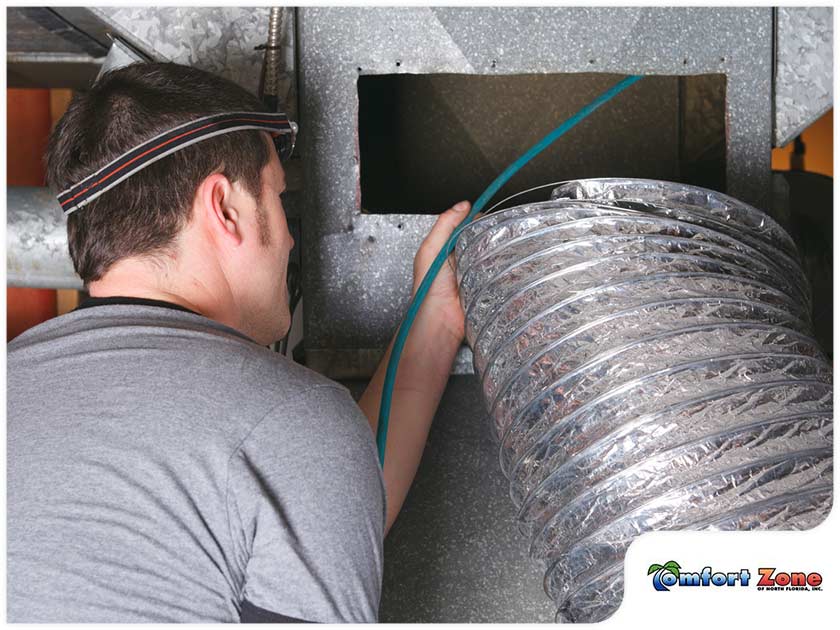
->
xmin=7 ymin=187 xmax=81 ymax=289
xmin=454 ymin=179 xmax=832 ymax=622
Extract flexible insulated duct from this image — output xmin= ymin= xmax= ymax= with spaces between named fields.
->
xmin=454 ymin=178 xmax=833 ymax=622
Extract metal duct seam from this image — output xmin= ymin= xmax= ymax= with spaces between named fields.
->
xmin=454 ymin=178 xmax=832 ymax=623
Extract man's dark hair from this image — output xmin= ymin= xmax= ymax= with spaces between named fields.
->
xmin=46 ymin=62 xmax=272 ymax=285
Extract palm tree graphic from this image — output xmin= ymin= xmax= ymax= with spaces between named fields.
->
xmin=648 ymin=560 xmax=681 ymax=591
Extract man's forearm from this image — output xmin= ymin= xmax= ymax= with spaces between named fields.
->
xmin=358 ymin=302 xmax=462 ymax=534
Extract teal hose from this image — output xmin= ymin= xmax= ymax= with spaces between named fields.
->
xmin=376 ymin=74 xmax=643 ymax=466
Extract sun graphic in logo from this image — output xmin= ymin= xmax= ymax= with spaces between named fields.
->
xmin=648 ymin=560 xmax=681 ymax=591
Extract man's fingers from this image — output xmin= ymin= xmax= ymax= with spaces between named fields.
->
xmin=437 ymin=200 xmax=471 ymax=231
xmin=422 ymin=201 xmax=471 ymax=250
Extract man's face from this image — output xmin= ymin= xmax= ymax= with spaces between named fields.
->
xmin=239 ymin=141 xmax=295 ymax=345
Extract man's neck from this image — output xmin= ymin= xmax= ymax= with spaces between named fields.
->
xmin=86 ymin=257 xmax=237 ymax=331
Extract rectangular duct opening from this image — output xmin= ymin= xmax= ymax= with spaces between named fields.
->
xmin=358 ymin=73 xmax=726 ymax=214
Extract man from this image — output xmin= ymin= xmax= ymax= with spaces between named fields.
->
xmin=7 ymin=62 xmax=470 ymax=622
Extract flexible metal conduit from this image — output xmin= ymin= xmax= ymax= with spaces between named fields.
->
xmin=454 ymin=178 xmax=833 ymax=622
xmin=259 ymin=7 xmax=285 ymax=112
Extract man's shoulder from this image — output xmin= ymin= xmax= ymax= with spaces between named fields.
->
xmin=8 ymin=306 xmax=371 ymax=483
xmin=8 ymin=304 xmax=344 ymax=413
xmin=253 ymin=348 xmax=344 ymax=400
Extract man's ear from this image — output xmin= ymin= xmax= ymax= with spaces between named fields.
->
xmin=197 ymin=173 xmax=242 ymax=245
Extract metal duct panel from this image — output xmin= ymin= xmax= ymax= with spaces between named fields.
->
xmin=6 ymin=8 xmax=109 ymax=57
xmin=88 ymin=7 xmax=280 ymax=95
xmin=7 ymin=7 xmax=109 ymax=88
xmin=7 ymin=188 xmax=81 ymax=290
xmin=7 ymin=53 xmax=103 ymax=90
xmin=298 ymin=6 xmax=774 ymax=377
xmin=775 ymin=7 xmax=833 ymax=147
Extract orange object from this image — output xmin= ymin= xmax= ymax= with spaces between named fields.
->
xmin=771 ymin=109 xmax=833 ymax=177
xmin=7 ymin=88 xmax=51 ymax=186
xmin=7 ymin=288 xmax=58 ymax=341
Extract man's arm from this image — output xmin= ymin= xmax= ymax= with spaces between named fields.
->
xmin=358 ymin=201 xmax=471 ymax=534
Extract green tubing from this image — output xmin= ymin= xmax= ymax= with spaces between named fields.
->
xmin=376 ymin=75 xmax=643 ymax=466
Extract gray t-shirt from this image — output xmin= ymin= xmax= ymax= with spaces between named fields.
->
xmin=7 ymin=301 xmax=385 ymax=623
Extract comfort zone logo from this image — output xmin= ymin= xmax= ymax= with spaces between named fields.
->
xmin=648 ymin=560 xmax=823 ymax=592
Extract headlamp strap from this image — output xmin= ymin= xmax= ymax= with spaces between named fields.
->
xmin=58 ymin=111 xmax=295 ymax=215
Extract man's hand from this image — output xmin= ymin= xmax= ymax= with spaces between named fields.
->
xmin=412 ymin=201 xmax=472 ymax=345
